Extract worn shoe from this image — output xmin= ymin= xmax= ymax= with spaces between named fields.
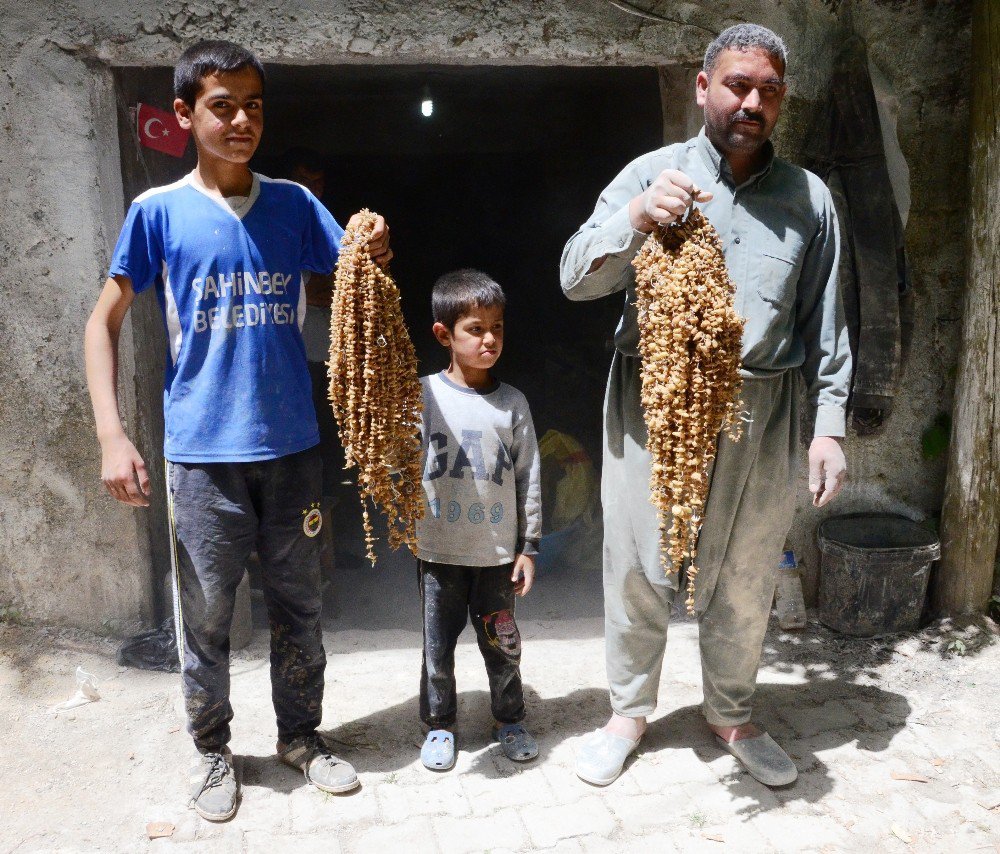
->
xmin=715 ymin=732 xmax=798 ymax=786
xmin=278 ymin=734 xmax=359 ymax=793
xmin=189 ymin=746 xmax=239 ymax=821
xmin=421 ymin=729 xmax=456 ymax=771
xmin=574 ymin=729 xmax=641 ymax=786
xmin=494 ymin=723 xmax=538 ymax=762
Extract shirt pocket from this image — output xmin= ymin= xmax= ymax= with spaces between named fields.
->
xmin=757 ymin=250 xmax=800 ymax=310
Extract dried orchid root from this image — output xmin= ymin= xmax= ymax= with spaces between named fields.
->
xmin=632 ymin=208 xmax=745 ymax=613
xmin=328 ymin=209 xmax=424 ymax=563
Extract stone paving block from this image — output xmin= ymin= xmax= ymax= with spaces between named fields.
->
xmin=377 ymin=776 xmax=471 ymax=823
xmin=608 ymin=754 xmax=677 ymax=796
xmin=521 ymin=795 xmax=618 ymax=848
xmin=460 ymin=765 xmax=556 ymax=814
xmin=231 ymin=789 xmax=292 ymax=833
xmin=161 ymin=812 xmax=200 ymax=843
xmin=432 ymin=809 xmax=528 ymax=853
xmin=603 ymin=789 xmax=696 ymax=831
xmin=653 ymin=747 xmax=726 ymax=785
xmin=344 ymin=817 xmax=439 ymax=854
xmin=671 ymin=820 xmax=771 ymax=854
xmin=546 ymin=839 xmax=586 ymax=854
xmin=580 ymin=831 xmax=671 ymax=854
xmin=777 ymin=700 xmax=858 ymax=739
xmin=245 ymin=830 xmax=343 ymax=854
xmin=150 ymin=839 xmax=243 ymax=854
xmin=752 ymin=811 xmax=851 ymax=850
xmin=676 ymin=780 xmax=780 ymax=821
xmin=539 ymin=761 xmax=619 ymax=804
xmin=289 ymin=785 xmax=379 ymax=832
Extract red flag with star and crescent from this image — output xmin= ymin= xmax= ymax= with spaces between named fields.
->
xmin=137 ymin=103 xmax=190 ymax=157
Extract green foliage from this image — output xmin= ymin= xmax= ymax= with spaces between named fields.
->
xmin=0 ymin=604 xmax=27 ymax=625
xmin=688 ymin=811 xmax=708 ymax=828
xmin=921 ymin=412 xmax=952 ymax=460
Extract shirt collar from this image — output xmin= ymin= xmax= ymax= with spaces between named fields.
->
xmin=696 ymin=126 xmax=775 ymax=188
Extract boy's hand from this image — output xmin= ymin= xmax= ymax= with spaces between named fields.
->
xmin=511 ymin=554 xmax=535 ymax=597
xmin=100 ymin=434 xmax=151 ymax=507
xmin=347 ymin=212 xmax=393 ymax=269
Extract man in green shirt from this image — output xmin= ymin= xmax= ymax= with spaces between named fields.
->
xmin=561 ymin=23 xmax=851 ymax=788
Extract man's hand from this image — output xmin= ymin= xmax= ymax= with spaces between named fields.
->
xmin=100 ymin=433 xmax=151 ymax=507
xmin=511 ymin=554 xmax=536 ymax=597
xmin=347 ymin=212 xmax=393 ymax=269
xmin=808 ymin=436 xmax=846 ymax=508
xmin=628 ymin=169 xmax=714 ymax=233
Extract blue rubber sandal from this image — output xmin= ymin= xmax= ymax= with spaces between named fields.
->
xmin=421 ymin=729 xmax=455 ymax=771
xmin=494 ymin=723 xmax=538 ymax=762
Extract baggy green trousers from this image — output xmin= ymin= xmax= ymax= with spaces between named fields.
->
xmin=602 ymin=352 xmax=799 ymax=726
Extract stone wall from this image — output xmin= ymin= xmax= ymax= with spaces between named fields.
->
xmin=0 ymin=1 xmax=971 ymax=629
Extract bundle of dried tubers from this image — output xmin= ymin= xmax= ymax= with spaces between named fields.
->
xmin=328 ymin=209 xmax=424 ymax=563
xmin=632 ymin=208 xmax=745 ymax=612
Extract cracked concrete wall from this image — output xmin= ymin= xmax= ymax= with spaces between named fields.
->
xmin=0 ymin=0 xmax=970 ymax=628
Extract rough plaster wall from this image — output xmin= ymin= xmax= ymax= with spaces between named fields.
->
xmin=785 ymin=1 xmax=971 ymax=600
xmin=0 ymin=0 xmax=970 ymax=627
xmin=0 ymin=22 xmax=152 ymax=630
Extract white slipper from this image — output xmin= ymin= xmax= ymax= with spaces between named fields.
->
xmin=715 ymin=732 xmax=797 ymax=786
xmin=574 ymin=728 xmax=642 ymax=786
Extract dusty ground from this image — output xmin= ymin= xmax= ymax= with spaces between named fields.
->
xmin=2 ymin=560 xmax=1000 ymax=854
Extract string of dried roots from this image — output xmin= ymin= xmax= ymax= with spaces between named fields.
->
xmin=328 ymin=209 xmax=424 ymax=563
xmin=632 ymin=208 xmax=745 ymax=612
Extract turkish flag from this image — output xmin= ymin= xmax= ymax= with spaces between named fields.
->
xmin=137 ymin=103 xmax=190 ymax=158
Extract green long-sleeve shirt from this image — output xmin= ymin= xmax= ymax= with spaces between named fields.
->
xmin=559 ymin=128 xmax=852 ymax=438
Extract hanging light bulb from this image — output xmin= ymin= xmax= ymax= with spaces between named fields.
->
xmin=420 ymin=84 xmax=433 ymax=118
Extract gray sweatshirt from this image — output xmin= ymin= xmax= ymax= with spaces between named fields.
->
xmin=415 ymin=372 xmax=542 ymax=567
xmin=559 ymin=128 xmax=852 ymax=438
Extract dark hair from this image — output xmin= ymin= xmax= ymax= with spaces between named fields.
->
xmin=432 ymin=269 xmax=506 ymax=330
xmin=174 ymin=40 xmax=266 ymax=107
xmin=703 ymin=24 xmax=787 ymax=78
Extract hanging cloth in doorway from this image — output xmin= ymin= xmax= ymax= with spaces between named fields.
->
xmin=807 ymin=35 xmax=913 ymax=435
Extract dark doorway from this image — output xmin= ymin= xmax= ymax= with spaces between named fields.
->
xmin=114 ymin=63 xmax=663 ymax=629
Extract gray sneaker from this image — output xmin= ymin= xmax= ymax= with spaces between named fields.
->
xmin=189 ymin=746 xmax=239 ymax=821
xmin=278 ymin=734 xmax=359 ymax=793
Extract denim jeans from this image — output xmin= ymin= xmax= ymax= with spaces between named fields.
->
xmin=168 ymin=447 xmax=326 ymax=750
xmin=418 ymin=560 xmax=525 ymax=728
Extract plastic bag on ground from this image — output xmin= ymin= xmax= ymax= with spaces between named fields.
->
xmin=117 ymin=618 xmax=181 ymax=673
xmin=50 ymin=666 xmax=101 ymax=712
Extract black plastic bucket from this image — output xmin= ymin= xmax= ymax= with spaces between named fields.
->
xmin=817 ymin=513 xmax=940 ymax=637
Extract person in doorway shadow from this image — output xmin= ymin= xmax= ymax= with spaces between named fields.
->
xmin=84 ymin=40 xmax=391 ymax=822
xmin=559 ymin=23 xmax=851 ymax=787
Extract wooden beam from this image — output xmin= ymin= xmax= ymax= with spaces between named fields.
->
xmin=935 ymin=0 xmax=1000 ymax=615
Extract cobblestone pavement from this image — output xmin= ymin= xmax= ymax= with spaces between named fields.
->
xmin=2 ymin=610 xmax=999 ymax=853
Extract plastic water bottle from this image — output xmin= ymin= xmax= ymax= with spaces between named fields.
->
xmin=775 ymin=549 xmax=807 ymax=630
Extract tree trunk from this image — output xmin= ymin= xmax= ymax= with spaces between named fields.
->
xmin=935 ymin=0 xmax=1000 ymax=615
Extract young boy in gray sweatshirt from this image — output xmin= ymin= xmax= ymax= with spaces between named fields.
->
xmin=415 ymin=269 xmax=542 ymax=771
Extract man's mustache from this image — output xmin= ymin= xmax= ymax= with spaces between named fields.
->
xmin=730 ymin=111 xmax=764 ymax=126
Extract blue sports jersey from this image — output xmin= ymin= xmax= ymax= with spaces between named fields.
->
xmin=109 ymin=172 xmax=345 ymax=462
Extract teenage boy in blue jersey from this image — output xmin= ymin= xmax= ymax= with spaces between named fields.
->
xmin=84 ymin=40 xmax=391 ymax=822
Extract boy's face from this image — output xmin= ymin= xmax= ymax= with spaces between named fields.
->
xmin=433 ymin=304 xmax=505 ymax=372
xmin=174 ymin=67 xmax=264 ymax=165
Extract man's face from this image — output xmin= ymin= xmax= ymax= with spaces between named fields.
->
xmin=289 ymin=165 xmax=326 ymax=199
xmin=175 ymin=67 xmax=264 ymax=165
xmin=696 ymin=48 xmax=786 ymax=156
